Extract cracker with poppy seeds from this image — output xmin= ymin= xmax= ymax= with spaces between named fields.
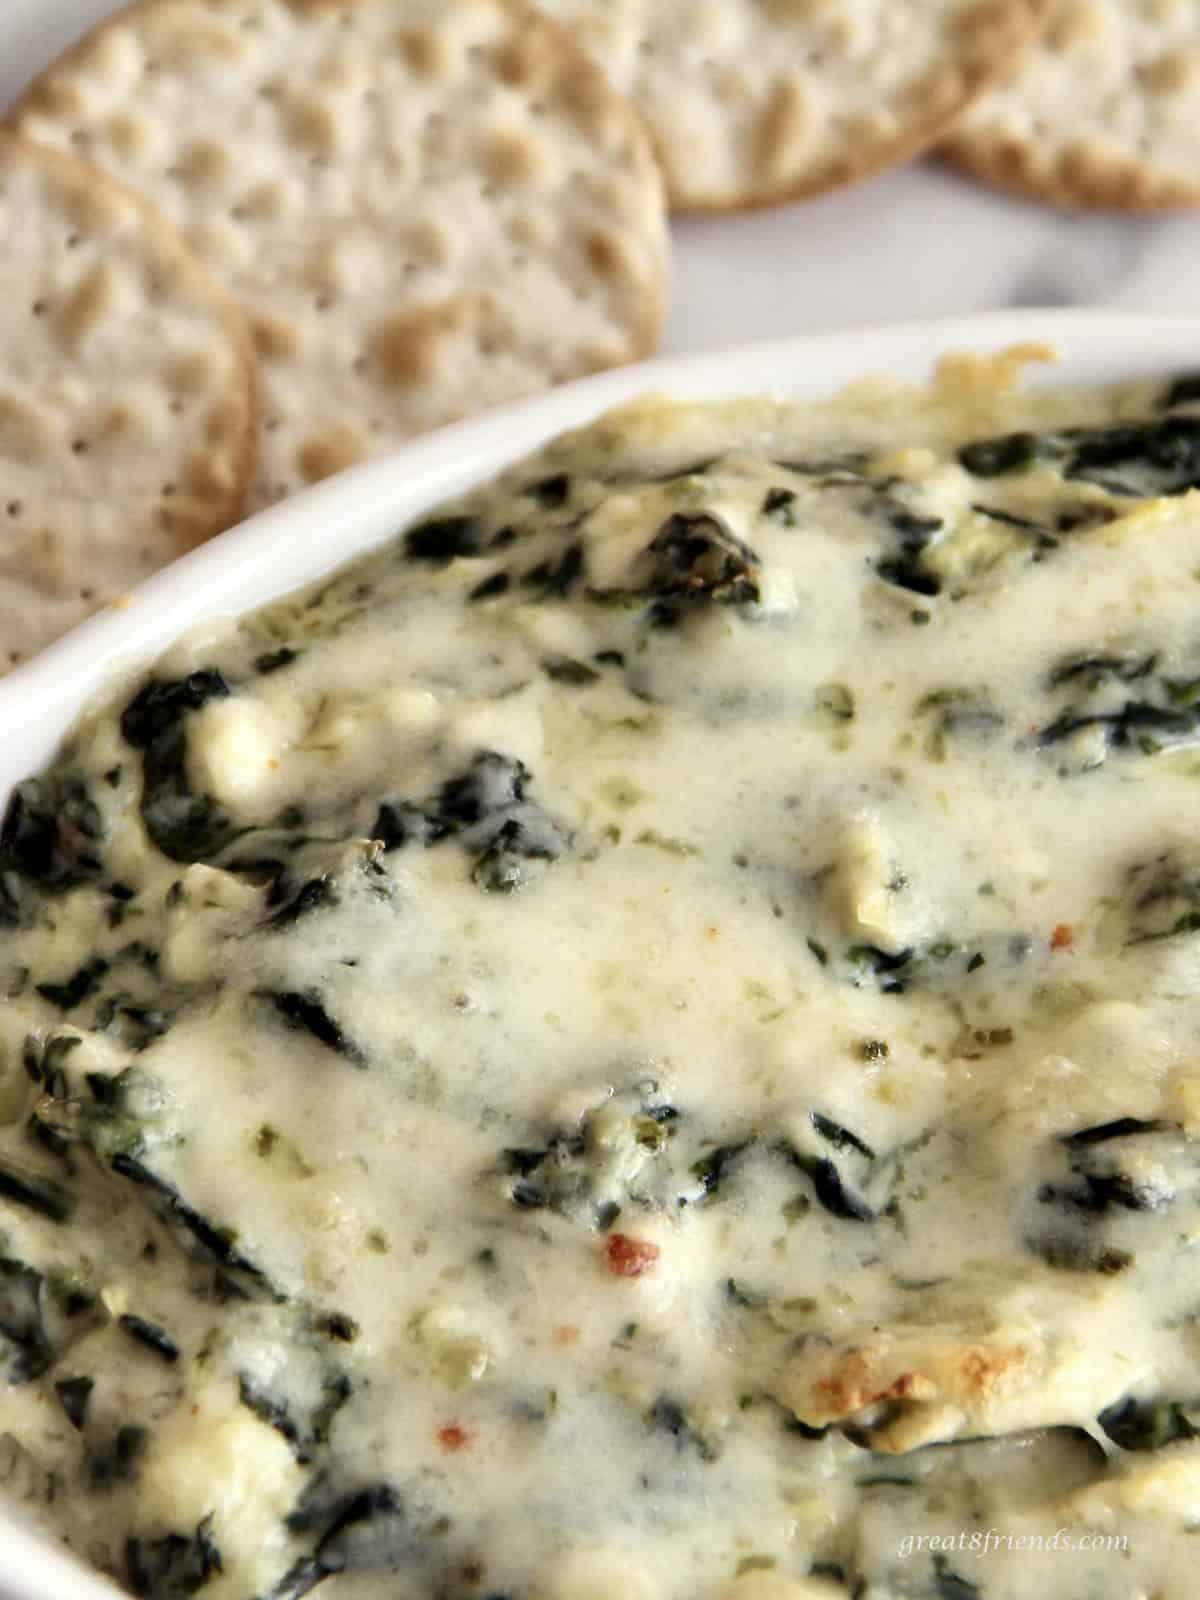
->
xmin=532 ymin=0 xmax=1053 ymax=213
xmin=7 ymin=0 xmax=669 ymax=507
xmin=0 ymin=133 xmax=256 ymax=673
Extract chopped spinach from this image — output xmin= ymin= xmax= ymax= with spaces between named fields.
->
xmin=1121 ymin=854 xmax=1200 ymax=945
xmin=1039 ymin=698 xmax=1200 ymax=761
xmin=438 ymin=751 xmax=529 ymax=827
xmin=876 ymin=506 xmax=943 ymax=598
xmin=808 ymin=1562 xmax=849 ymax=1585
xmin=761 ymin=487 xmax=797 ymax=525
xmin=1062 ymin=416 xmax=1200 ymax=497
xmin=1164 ymin=373 xmax=1200 ymax=409
xmin=772 ymin=452 xmax=868 ymax=480
xmin=35 ymin=955 xmax=110 ymax=1011
xmin=1098 ymin=1394 xmax=1200 ymax=1451
xmin=687 ymin=1140 xmax=752 ymax=1202
xmin=266 ymin=990 xmax=366 ymax=1065
xmin=313 ymin=1482 xmax=409 ymax=1573
xmin=1048 ymin=651 xmax=1157 ymax=690
xmin=255 ymin=647 xmax=300 ymax=675
xmin=238 ymin=1367 xmax=352 ymax=1463
xmin=0 ymin=870 xmax=23 ymax=926
xmin=605 ymin=456 xmax=721 ymax=486
xmin=916 ymin=688 xmax=1003 ymax=760
xmin=781 ymin=1112 xmax=878 ymax=1223
xmin=810 ymin=1112 xmax=874 ymax=1159
xmin=403 ymin=515 xmax=484 ymax=565
xmin=1028 ymin=1235 xmax=1133 ymax=1276
xmin=0 ymin=1262 xmax=103 ymax=1385
xmin=0 ymin=1257 xmax=51 ymax=1383
xmin=468 ymin=571 xmax=510 ymax=602
xmin=960 ymin=416 xmax=1200 ymax=498
xmin=266 ymin=875 xmax=334 ymax=928
xmin=524 ymin=472 xmax=570 ymax=508
xmin=126 ymin=1515 xmax=223 ymax=1598
xmin=590 ymin=511 xmax=760 ymax=620
xmin=40 ymin=1064 xmax=169 ymax=1168
xmin=315 ymin=1311 xmax=358 ymax=1343
xmin=0 ymin=1159 xmax=72 ymax=1223
xmin=54 ymin=1373 xmax=93 ymax=1428
xmin=815 ymin=683 xmax=855 ymax=723
xmin=121 ymin=672 xmax=235 ymax=863
xmin=1039 ymin=1119 xmax=1181 ymax=1217
xmin=520 ymin=540 xmax=585 ymax=599
xmin=958 ymin=431 xmax=1041 ymax=477
xmin=371 ymin=800 xmax=446 ymax=852
xmin=275 ymin=1481 xmax=411 ymax=1596
xmin=0 ymin=775 xmax=104 ymax=906
xmin=969 ymin=502 xmax=1044 ymax=533
xmin=646 ymin=1394 xmax=721 ymax=1462
xmin=932 ymin=1554 xmax=982 ymax=1600
xmin=1031 ymin=1116 xmax=1186 ymax=1286
xmin=724 ymin=1277 xmax=766 ymax=1310
xmin=471 ymin=814 xmax=569 ymax=894
xmin=118 ymin=1313 xmax=180 ymax=1363
xmin=541 ymin=655 xmax=600 ymax=686
xmin=846 ymin=944 xmax=917 ymax=995
xmin=1061 ymin=1117 xmax=1165 ymax=1147
xmin=373 ymin=750 xmax=570 ymax=895
xmin=98 ymin=1000 xmax=170 ymax=1054
xmin=121 ymin=671 xmax=231 ymax=751
xmin=499 ymin=1083 xmax=680 ymax=1224
xmin=109 ymin=1152 xmax=277 ymax=1299
xmin=89 ymin=1423 xmax=149 ymax=1490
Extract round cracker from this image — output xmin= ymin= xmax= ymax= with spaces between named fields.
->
xmin=531 ymin=0 xmax=1052 ymax=213
xmin=7 ymin=0 xmax=669 ymax=505
xmin=0 ymin=132 xmax=257 ymax=673
xmin=944 ymin=0 xmax=1200 ymax=210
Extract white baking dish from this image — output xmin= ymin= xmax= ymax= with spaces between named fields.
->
xmin=3 ymin=307 xmax=1200 ymax=1600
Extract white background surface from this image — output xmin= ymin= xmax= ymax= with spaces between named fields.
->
xmin=7 ymin=0 xmax=1200 ymax=349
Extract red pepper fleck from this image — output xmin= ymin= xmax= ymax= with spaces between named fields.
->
xmin=552 ymin=1324 xmax=580 ymax=1345
xmin=605 ymin=1233 xmax=660 ymax=1277
xmin=1050 ymin=923 xmax=1074 ymax=951
xmin=436 ymin=1424 xmax=472 ymax=1453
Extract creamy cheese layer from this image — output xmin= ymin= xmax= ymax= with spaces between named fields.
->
xmin=3 ymin=354 xmax=1200 ymax=1600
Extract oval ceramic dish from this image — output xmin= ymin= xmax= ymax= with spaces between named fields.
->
xmin=3 ymin=308 xmax=1200 ymax=1600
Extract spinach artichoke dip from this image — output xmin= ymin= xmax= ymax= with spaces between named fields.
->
xmin=6 ymin=350 xmax=1200 ymax=1600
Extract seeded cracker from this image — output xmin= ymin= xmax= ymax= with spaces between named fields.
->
xmin=532 ymin=0 xmax=1052 ymax=213
xmin=0 ymin=133 xmax=256 ymax=673
xmin=945 ymin=0 xmax=1200 ymax=209
xmin=7 ymin=0 xmax=669 ymax=505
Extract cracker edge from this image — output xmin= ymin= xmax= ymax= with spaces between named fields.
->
xmin=498 ymin=0 xmax=670 ymax=364
xmin=942 ymin=118 xmax=1200 ymax=213
xmin=4 ymin=0 xmax=670 ymax=371
xmin=0 ymin=129 xmax=261 ymax=543
xmin=651 ymin=0 xmax=1057 ymax=215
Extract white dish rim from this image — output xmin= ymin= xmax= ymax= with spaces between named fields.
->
xmin=3 ymin=305 xmax=1200 ymax=1600
xmin=7 ymin=307 xmax=1200 ymax=765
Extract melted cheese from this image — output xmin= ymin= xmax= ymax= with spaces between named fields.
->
xmin=2 ymin=362 xmax=1200 ymax=1599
